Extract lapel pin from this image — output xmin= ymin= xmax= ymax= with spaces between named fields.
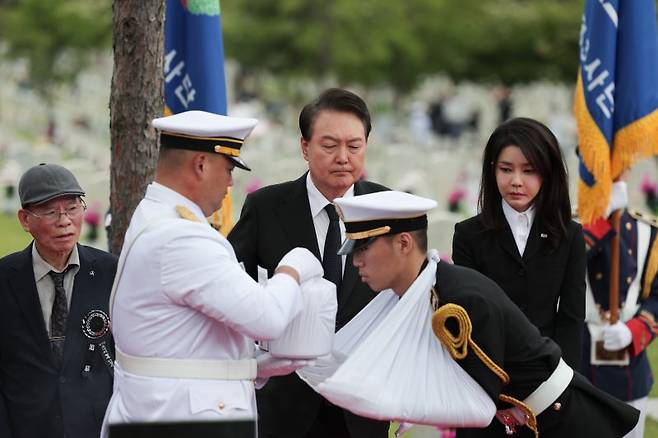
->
xmin=540 ymin=233 xmax=548 ymax=238
xmin=89 ymin=270 xmax=95 ymax=277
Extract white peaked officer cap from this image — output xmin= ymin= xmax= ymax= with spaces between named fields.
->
xmin=334 ymin=191 xmax=438 ymax=255
xmin=152 ymin=110 xmax=258 ymax=171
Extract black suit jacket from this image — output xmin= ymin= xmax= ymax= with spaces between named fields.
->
xmin=228 ymin=173 xmax=389 ymax=438
xmin=0 ymin=243 xmax=117 ymax=438
xmin=452 ymin=213 xmax=586 ymax=370
xmin=435 ymin=262 xmax=638 ymax=438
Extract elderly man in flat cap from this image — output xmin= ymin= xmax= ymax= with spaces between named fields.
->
xmin=0 ymin=163 xmax=117 ymax=438
xmin=102 ymin=111 xmax=325 ymax=436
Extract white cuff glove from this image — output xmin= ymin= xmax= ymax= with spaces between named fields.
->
xmin=256 ymin=351 xmax=314 ymax=379
xmin=603 ymin=321 xmax=632 ymax=351
xmin=277 ymin=247 xmax=324 ymax=283
xmin=605 ymin=181 xmax=628 ymax=217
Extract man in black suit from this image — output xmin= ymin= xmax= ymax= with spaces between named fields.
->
xmin=228 ymin=88 xmax=389 ymax=438
xmin=0 ymin=163 xmax=117 ymax=438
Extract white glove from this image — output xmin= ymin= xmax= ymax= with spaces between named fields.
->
xmin=603 ymin=321 xmax=632 ymax=351
xmin=256 ymin=351 xmax=314 ymax=379
xmin=296 ymin=352 xmax=347 ymax=389
xmin=605 ymin=181 xmax=628 ymax=217
xmin=277 ymin=247 xmax=324 ymax=283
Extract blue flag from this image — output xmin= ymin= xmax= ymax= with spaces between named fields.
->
xmin=164 ymin=0 xmax=227 ymax=115
xmin=575 ymin=0 xmax=658 ymax=224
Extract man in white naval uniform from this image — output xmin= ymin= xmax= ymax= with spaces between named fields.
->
xmin=102 ymin=111 xmax=323 ymax=434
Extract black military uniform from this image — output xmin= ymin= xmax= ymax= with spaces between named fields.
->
xmin=432 ymin=262 xmax=639 ymax=437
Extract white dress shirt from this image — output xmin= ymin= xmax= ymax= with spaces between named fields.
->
xmin=306 ymin=173 xmax=353 ymax=274
xmin=32 ymin=244 xmax=80 ymax=335
xmin=502 ymin=200 xmax=536 ymax=257
xmin=102 ymin=182 xmax=304 ymax=432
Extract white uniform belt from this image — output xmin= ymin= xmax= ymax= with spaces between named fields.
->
xmin=116 ymin=348 xmax=257 ymax=380
xmin=523 ymin=358 xmax=573 ymax=415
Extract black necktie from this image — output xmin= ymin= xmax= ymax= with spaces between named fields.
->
xmin=323 ymin=204 xmax=342 ymax=290
xmin=48 ymin=268 xmax=69 ymax=366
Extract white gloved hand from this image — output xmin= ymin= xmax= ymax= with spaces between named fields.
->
xmin=603 ymin=321 xmax=632 ymax=351
xmin=256 ymin=352 xmax=315 ymax=379
xmin=277 ymin=247 xmax=324 ymax=283
xmin=296 ymin=352 xmax=347 ymax=389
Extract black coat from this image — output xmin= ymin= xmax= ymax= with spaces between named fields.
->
xmin=434 ymin=262 xmax=638 ymax=437
xmin=0 ymin=243 xmax=117 ymax=438
xmin=452 ymin=213 xmax=586 ymax=370
xmin=228 ymin=173 xmax=389 ymax=438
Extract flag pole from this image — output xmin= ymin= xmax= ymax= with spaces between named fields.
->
xmin=608 ymin=209 xmax=621 ymax=324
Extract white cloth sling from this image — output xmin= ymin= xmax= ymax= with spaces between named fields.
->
xmin=298 ymin=250 xmax=496 ymax=427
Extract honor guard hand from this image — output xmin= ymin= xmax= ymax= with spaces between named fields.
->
xmin=256 ymin=352 xmax=315 ymax=379
xmin=278 ymin=247 xmax=324 ymax=283
xmin=603 ymin=321 xmax=632 ymax=351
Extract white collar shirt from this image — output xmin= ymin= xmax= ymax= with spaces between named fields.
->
xmin=306 ymin=172 xmax=353 ymax=274
xmin=502 ymin=200 xmax=536 ymax=256
xmin=32 ymin=243 xmax=80 ymax=334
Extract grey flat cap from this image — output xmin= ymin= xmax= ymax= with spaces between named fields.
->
xmin=19 ymin=163 xmax=85 ymax=207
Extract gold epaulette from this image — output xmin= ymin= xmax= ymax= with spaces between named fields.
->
xmin=176 ymin=205 xmax=200 ymax=222
xmin=629 ymin=208 xmax=658 ymax=227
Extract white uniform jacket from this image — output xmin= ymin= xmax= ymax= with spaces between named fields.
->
xmin=102 ymin=182 xmax=303 ymax=431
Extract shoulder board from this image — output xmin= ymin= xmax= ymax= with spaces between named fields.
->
xmin=628 ymin=208 xmax=658 ymax=227
xmin=176 ymin=205 xmax=201 ymax=222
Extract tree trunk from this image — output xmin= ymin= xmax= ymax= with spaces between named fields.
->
xmin=109 ymin=0 xmax=164 ymax=255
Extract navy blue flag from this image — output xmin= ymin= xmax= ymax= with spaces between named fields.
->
xmin=164 ymin=0 xmax=227 ymax=115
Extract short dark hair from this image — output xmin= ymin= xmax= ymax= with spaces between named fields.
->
xmin=410 ymin=229 xmax=428 ymax=253
xmin=478 ymin=117 xmax=571 ymax=248
xmin=299 ymin=88 xmax=372 ymax=141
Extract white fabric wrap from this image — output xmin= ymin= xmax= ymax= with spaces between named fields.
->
xmin=267 ymin=277 xmax=337 ymax=359
xmin=298 ymin=250 xmax=496 ymax=427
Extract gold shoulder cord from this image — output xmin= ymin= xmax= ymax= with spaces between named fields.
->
xmin=431 ymin=298 xmax=539 ymax=438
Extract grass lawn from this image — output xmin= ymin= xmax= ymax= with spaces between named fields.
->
xmin=0 ymin=212 xmax=30 ymax=257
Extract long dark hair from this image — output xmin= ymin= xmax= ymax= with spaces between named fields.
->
xmin=478 ymin=117 xmax=571 ymax=248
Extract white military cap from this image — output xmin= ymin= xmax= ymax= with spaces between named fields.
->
xmin=152 ymin=110 xmax=258 ymax=171
xmin=334 ymin=191 xmax=437 ymax=255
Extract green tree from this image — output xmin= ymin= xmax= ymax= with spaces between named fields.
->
xmin=0 ymin=0 xmax=111 ymax=103
xmin=221 ymin=0 xmax=585 ymax=92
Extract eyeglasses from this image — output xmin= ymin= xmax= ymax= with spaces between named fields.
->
xmin=25 ymin=200 xmax=87 ymax=224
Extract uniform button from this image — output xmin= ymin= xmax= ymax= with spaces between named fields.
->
xmin=218 ymin=402 xmax=225 ymax=410
xmin=626 ymin=222 xmax=632 ymax=231
xmin=553 ymin=402 xmax=562 ymax=411
xmin=59 ymin=376 xmax=66 ymax=384
xmin=627 ymin=276 xmax=633 ymax=285
xmin=628 ymin=249 xmax=633 ymax=256
xmin=595 ymin=272 xmax=603 ymax=280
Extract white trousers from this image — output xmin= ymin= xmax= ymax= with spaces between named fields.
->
xmin=624 ymin=396 xmax=647 ymax=438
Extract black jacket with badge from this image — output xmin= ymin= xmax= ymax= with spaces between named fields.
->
xmin=228 ymin=172 xmax=389 ymax=438
xmin=0 ymin=243 xmax=117 ymax=438
xmin=452 ymin=212 xmax=586 ymax=370
xmin=433 ymin=261 xmax=638 ymax=437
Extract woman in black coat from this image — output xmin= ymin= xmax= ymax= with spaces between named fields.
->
xmin=452 ymin=117 xmax=586 ymax=369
